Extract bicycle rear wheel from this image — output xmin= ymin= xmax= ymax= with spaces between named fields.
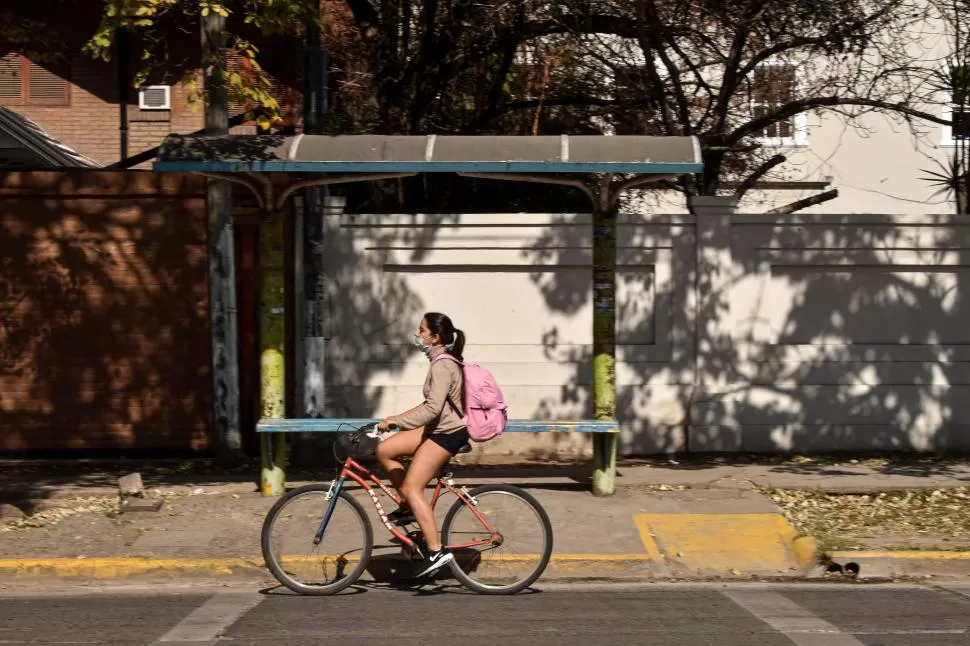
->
xmin=441 ymin=484 xmax=553 ymax=594
xmin=261 ymin=483 xmax=373 ymax=595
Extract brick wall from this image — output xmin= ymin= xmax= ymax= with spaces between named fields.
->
xmin=3 ymin=54 xmax=204 ymax=167
xmin=0 ymin=171 xmax=212 ymax=453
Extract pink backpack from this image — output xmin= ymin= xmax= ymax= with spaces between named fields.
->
xmin=434 ymin=354 xmax=508 ymax=442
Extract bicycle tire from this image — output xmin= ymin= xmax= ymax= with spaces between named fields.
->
xmin=261 ymin=484 xmax=373 ymax=596
xmin=441 ymin=484 xmax=553 ymax=595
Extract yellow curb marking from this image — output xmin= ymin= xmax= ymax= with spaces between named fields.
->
xmin=791 ymin=536 xmax=820 ymax=570
xmin=633 ymin=516 xmax=664 ymax=562
xmin=0 ymin=554 xmax=656 ymax=579
xmin=830 ymin=551 xmax=970 ymax=560
xmin=0 ymin=558 xmax=264 ymax=578
xmin=633 ymin=513 xmax=803 ymax=572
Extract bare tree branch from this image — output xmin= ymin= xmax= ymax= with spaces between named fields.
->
xmin=764 ymin=188 xmax=839 ymax=214
xmin=728 ymin=97 xmax=949 ymax=145
xmin=734 ymin=154 xmax=786 ymax=198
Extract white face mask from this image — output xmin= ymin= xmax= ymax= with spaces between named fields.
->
xmin=412 ymin=334 xmax=432 ymax=354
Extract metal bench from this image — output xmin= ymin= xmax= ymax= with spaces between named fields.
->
xmin=256 ymin=418 xmax=618 ymax=495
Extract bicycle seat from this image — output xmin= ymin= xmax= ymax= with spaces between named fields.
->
xmin=457 ymin=442 xmax=472 ymax=454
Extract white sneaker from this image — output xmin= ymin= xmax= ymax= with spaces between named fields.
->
xmin=416 ymin=548 xmax=454 ymax=577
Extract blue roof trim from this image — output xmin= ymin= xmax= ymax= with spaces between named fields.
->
xmin=153 ymin=160 xmax=704 ymax=174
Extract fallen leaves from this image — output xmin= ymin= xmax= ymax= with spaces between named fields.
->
xmin=763 ymin=486 xmax=970 ymax=552
xmin=0 ymin=496 xmax=120 ymax=532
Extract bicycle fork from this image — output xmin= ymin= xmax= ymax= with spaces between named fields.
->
xmin=313 ymin=476 xmax=345 ymax=545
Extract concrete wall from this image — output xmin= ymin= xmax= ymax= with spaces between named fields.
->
xmin=320 ymin=199 xmax=970 ymax=457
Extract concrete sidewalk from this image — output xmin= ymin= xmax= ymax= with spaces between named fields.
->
xmin=2 ymin=457 xmax=969 ymax=585
xmin=4 ymin=457 xmax=970 ymax=502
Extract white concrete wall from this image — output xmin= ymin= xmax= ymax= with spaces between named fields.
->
xmin=321 ymin=203 xmax=970 ymax=456
xmin=695 ymin=210 xmax=970 ymax=453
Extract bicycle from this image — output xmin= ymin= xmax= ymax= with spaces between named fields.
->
xmin=261 ymin=423 xmax=554 ymax=596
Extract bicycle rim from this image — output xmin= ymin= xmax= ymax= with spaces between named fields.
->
xmin=441 ymin=484 xmax=553 ymax=594
xmin=261 ymin=485 xmax=373 ymax=595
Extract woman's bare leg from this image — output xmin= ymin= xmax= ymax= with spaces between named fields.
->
xmin=401 ymin=439 xmax=452 ymax=551
xmin=375 ymin=427 xmax=424 ymax=504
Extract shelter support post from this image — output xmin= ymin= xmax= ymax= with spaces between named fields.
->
xmin=591 ymin=177 xmax=618 ymax=497
xmin=260 ymin=208 xmax=287 ymax=495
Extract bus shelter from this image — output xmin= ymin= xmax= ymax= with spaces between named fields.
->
xmin=154 ymin=133 xmax=703 ymax=496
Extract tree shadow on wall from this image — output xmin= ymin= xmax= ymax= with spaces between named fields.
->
xmin=523 ymin=208 xmax=970 ymax=463
xmin=0 ymin=170 xmax=211 ymax=456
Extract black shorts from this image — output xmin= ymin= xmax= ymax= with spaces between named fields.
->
xmin=425 ymin=428 xmax=470 ymax=456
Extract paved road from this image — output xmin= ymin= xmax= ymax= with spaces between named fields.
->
xmin=1 ymin=582 xmax=969 ymax=645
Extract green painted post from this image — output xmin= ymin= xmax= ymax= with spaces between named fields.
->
xmin=260 ymin=209 xmax=287 ymax=496
xmin=591 ymin=192 xmax=618 ymax=497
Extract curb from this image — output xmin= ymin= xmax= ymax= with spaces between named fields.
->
xmin=821 ymin=550 xmax=970 ymax=580
xmin=4 ymin=551 xmax=970 ymax=582
xmin=791 ymin=536 xmax=819 ymax=571
xmin=830 ymin=550 xmax=970 ymax=560
xmin=0 ymin=554 xmax=663 ymax=582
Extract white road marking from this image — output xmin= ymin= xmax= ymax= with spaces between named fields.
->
xmin=724 ymin=590 xmax=865 ymax=646
xmin=155 ymin=591 xmax=264 ymax=643
xmin=937 ymin=582 xmax=970 ymax=599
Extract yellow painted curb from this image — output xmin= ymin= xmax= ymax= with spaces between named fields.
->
xmin=0 ymin=554 xmax=656 ymax=579
xmin=791 ymin=536 xmax=820 ymax=571
xmin=634 ymin=513 xmax=816 ymax=573
xmin=0 ymin=558 xmax=265 ymax=579
xmin=830 ymin=551 xmax=970 ymax=560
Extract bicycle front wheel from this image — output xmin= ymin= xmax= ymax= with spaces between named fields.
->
xmin=441 ymin=484 xmax=553 ymax=594
xmin=261 ymin=484 xmax=373 ymax=595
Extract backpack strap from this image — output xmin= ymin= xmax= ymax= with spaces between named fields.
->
xmin=446 ymin=394 xmax=464 ymax=418
xmin=432 ymin=354 xmax=465 ymax=417
xmin=431 ymin=353 xmax=463 ymax=366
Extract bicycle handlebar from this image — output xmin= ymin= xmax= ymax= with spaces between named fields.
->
xmin=364 ymin=422 xmax=400 ymax=439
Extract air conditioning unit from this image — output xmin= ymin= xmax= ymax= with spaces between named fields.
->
xmin=138 ymin=85 xmax=171 ymax=110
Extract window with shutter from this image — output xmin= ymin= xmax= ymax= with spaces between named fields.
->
xmin=750 ymin=62 xmax=806 ymax=146
xmin=0 ymin=54 xmax=23 ymax=101
xmin=0 ymin=54 xmax=69 ymax=106
xmin=28 ymin=61 xmax=68 ymax=104
xmin=942 ymin=64 xmax=970 ymax=146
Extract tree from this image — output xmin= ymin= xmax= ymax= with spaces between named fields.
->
xmin=0 ymin=14 xmax=56 ymax=58
xmin=465 ymin=0 xmax=949 ymax=204
xmin=921 ymin=0 xmax=970 ymax=214
xmin=284 ymin=1 xmax=956 ymax=213
xmin=83 ymin=1 xmax=322 ymax=129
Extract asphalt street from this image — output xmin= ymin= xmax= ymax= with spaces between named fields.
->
xmin=1 ymin=582 xmax=969 ymax=645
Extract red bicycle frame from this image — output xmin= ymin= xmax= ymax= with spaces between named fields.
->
xmin=335 ymin=456 xmax=501 ymax=551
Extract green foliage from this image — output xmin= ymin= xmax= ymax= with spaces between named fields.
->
xmin=82 ymin=1 xmax=320 ymax=123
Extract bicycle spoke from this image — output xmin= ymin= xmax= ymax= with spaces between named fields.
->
xmin=443 ymin=485 xmax=553 ymax=594
xmin=262 ymin=486 xmax=372 ymax=595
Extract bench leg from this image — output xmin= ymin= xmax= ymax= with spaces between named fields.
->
xmin=591 ymin=433 xmax=617 ymax=496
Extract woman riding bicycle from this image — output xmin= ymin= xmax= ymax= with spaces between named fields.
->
xmin=376 ymin=311 xmax=468 ymax=577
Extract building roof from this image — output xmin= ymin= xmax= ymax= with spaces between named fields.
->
xmin=0 ymin=107 xmax=101 ymax=169
xmin=154 ymin=133 xmax=703 ymax=175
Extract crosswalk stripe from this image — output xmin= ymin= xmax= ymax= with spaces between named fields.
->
xmin=936 ymin=582 xmax=970 ymax=600
xmin=724 ymin=590 xmax=865 ymax=646
xmin=155 ymin=591 xmax=264 ymax=643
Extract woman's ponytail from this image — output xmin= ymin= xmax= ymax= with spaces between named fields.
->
xmin=450 ymin=329 xmax=465 ymax=361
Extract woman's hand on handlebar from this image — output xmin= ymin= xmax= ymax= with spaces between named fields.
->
xmin=377 ymin=418 xmax=400 ymax=433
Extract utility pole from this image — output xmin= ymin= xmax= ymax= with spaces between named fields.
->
xmin=202 ymin=9 xmax=242 ymax=461
xmin=302 ymin=8 xmax=328 ymax=419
